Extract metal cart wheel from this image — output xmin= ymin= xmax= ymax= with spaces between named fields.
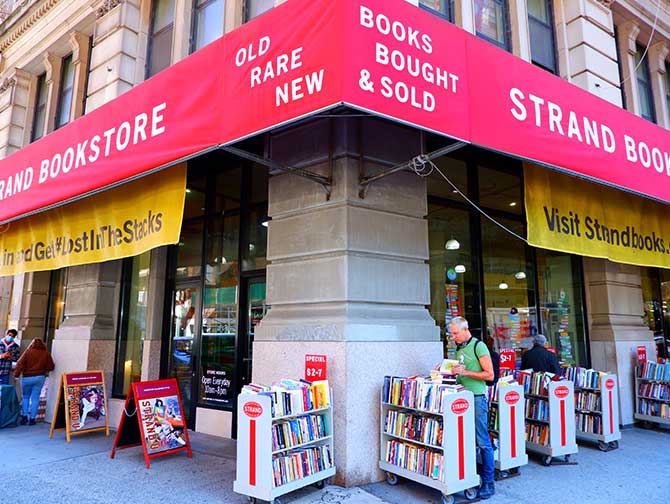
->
xmin=314 ymin=479 xmax=326 ymax=489
xmin=271 ymin=499 xmax=282 ymax=504
xmin=597 ymin=440 xmax=608 ymax=452
xmin=385 ymin=472 xmax=400 ymax=486
xmin=610 ymin=440 xmax=619 ymax=450
xmin=246 ymin=498 xmax=257 ymax=504
xmin=542 ymin=455 xmax=552 ymax=466
xmin=464 ymin=487 xmax=479 ymax=500
xmin=509 ymin=467 xmax=520 ymax=475
xmin=441 ymin=494 xmax=455 ymax=504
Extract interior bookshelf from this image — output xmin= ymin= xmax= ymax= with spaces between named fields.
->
xmin=561 ymin=367 xmax=621 ymax=451
xmin=488 ymin=383 xmax=528 ymax=477
xmin=634 ymin=360 xmax=670 ymax=427
xmin=518 ymin=372 xmax=578 ymax=466
xmin=234 ymin=382 xmax=335 ymax=504
xmin=380 ymin=376 xmax=480 ymax=504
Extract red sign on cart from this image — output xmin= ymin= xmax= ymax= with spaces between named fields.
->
xmin=305 ymin=354 xmax=327 ymax=382
xmin=500 ymin=349 xmax=515 ymax=370
xmin=110 ymin=378 xmax=192 ymax=468
xmin=637 ymin=346 xmax=647 ymax=363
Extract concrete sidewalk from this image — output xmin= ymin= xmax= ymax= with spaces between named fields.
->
xmin=1 ymin=422 xmax=669 ymax=503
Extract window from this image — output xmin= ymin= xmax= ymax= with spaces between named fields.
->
xmin=245 ymin=0 xmax=273 ymax=21
xmin=665 ymin=62 xmax=670 ymax=124
xmin=114 ymin=252 xmax=151 ymax=396
xmin=474 ymin=0 xmax=510 ymax=50
xmin=31 ymin=73 xmax=48 ymax=142
xmin=192 ymin=0 xmax=224 ymax=52
xmin=419 ymin=0 xmax=453 ymax=21
xmin=45 ymin=268 xmax=68 ymax=349
xmin=635 ymin=45 xmax=656 ymax=123
xmin=55 ymin=55 xmax=74 ymax=129
xmin=147 ymin=0 xmax=175 ymax=78
xmin=527 ymin=0 xmax=556 ymax=73
xmin=641 ymin=267 xmax=670 ymax=359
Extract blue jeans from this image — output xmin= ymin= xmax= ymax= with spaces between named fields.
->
xmin=475 ymin=395 xmax=495 ymax=484
xmin=0 ymin=373 xmax=8 ymax=385
xmin=21 ymin=375 xmax=45 ymax=419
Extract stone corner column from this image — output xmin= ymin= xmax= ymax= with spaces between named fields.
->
xmin=43 ymin=52 xmax=62 ymax=134
xmin=0 ymin=67 xmax=32 ymax=158
xmin=253 ymin=121 xmax=442 ymax=486
xmin=508 ymin=0 xmax=531 ymax=61
xmin=69 ymin=31 xmax=92 ymax=121
xmin=582 ymin=257 xmax=654 ymax=426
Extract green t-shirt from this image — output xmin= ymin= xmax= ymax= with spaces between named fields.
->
xmin=455 ymin=337 xmax=490 ymax=396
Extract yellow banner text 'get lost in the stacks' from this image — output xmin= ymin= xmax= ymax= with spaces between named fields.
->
xmin=0 ymin=164 xmax=185 ymax=276
xmin=525 ymin=162 xmax=670 ymax=269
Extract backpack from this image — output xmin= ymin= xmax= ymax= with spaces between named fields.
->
xmin=473 ymin=338 xmax=500 ymax=387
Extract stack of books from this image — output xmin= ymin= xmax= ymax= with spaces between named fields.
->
xmin=526 ymin=423 xmax=549 ymax=446
xmin=561 ymin=366 xmax=605 ymax=389
xmin=637 ymin=399 xmax=670 ymax=419
xmin=576 ymin=412 xmax=602 ymax=434
xmin=575 ymin=391 xmax=601 ymax=412
xmin=384 ymin=409 xmax=442 ymax=447
xmin=383 ymin=376 xmax=464 ymax=414
xmin=272 ymin=414 xmax=328 ymax=452
xmin=525 ymin=398 xmax=549 ymax=422
xmin=242 ymin=379 xmax=330 ymax=418
xmin=271 ymin=445 xmax=333 ymax=487
xmin=383 ymin=439 xmax=444 ymax=481
xmin=638 ymin=382 xmax=670 ymax=401
xmin=638 ymin=360 xmax=670 ymax=382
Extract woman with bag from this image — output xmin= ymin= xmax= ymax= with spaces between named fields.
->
xmin=13 ymin=339 xmax=55 ymax=425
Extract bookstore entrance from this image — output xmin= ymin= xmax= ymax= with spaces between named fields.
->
xmin=160 ymin=151 xmax=268 ymax=430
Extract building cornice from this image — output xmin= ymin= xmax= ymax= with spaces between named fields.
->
xmin=0 ymin=0 xmax=60 ymax=54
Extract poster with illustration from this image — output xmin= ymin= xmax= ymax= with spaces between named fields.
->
xmin=110 ymin=378 xmax=192 ymax=468
xmin=50 ymin=371 xmax=110 ymax=442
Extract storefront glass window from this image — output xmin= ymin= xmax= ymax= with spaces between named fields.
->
xmin=114 ymin=252 xmax=151 ymax=396
xmin=537 ymin=250 xmax=588 ymax=366
xmin=193 ymin=0 xmax=224 ymax=52
xmin=243 ymin=208 xmax=268 ymax=271
xmin=426 ymin=157 xmax=468 ymax=203
xmin=428 ymin=205 xmax=480 ymax=357
xmin=482 ymin=218 xmax=537 ymax=356
xmin=214 ymin=167 xmax=242 ymax=213
xmin=45 ymin=268 xmax=67 ymax=349
xmin=641 ymin=267 xmax=667 ymax=359
xmin=199 ymin=214 xmax=239 ymax=407
xmin=474 ymin=0 xmax=509 ymax=50
xmin=176 ymin=220 xmax=204 ymax=280
xmin=478 ymin=164 xmax=523 ymax=215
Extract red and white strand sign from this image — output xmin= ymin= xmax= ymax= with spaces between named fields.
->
xmin=451 ymin=398 xmax=469 ymax=480
xmin=554 ymin=385 xmax=570 ymax=447
xmin=504 ymin=390 xmax=520 ymax=459
xmin=606 ymin=378 xmax=615 ymax=435
xmin=500 ymin=349 xmax=515 ymax=370
xmin=637 ymin=346 xmax=647 ymax=363
xmin=305 ymin=354 xmax=327 ymax=382
xmin=243 ymin=401 xmax=263 ymax=486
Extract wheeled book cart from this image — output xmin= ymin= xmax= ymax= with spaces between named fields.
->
xmin=634 ymin=366 xmax=670 ymax=428
xmin=234 ymin=392 xmax=336 ymax=504
xmin=380 ymin=390 xmax=480 ymax=504
xmin=525 ymin=380 xmax=578 ymax=466
xmin=575 ymin=374 xmax=620 ymax=451
xmin=490 ymin=384 xmax=528 ymax=478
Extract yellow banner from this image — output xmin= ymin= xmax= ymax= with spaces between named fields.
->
xmin=525 ymin=163 xmax=670 ymax=268
xmin=0 ymin=164 xmax=185 ymax=276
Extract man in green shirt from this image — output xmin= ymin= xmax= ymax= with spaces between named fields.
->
xmin=450 ymin=316 xmax=495 ymax=499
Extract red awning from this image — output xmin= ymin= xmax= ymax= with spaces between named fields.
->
xmin=1 ymin=0 xmax=670 ymax=224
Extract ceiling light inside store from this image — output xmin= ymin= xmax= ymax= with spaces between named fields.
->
xmin=262 ymin=220 xmax=269 ymax=228
xmin=445 ymin=238 xmax=460 ymax=250
xmin=455 ymin=265 xmax=466 ymax=273
xmin=185 ymin=189 xmax=192 ymax=194
xmin=509 ymin=202 xmax=517 ymax=207
xmin=499 ymin=282 xmax=509 ymax=290
xmin=515 ymin=271 xmax=527 ymax=280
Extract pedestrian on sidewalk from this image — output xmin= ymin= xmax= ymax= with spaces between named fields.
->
xmin=0 ymin=329 xmax=21 ymax=385
xmin=521 ymin=334 xmax=560 ymax=374
xmin=449 ymin=317 xmax=496 ymax=500
xmin=14 ymin=339 xmax=54 ymax=425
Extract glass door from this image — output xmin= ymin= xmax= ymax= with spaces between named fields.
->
xmin=240 ymin=276 xmax=267 ymax=387
xmin=167 ymin=283 xmax=201 ymax=426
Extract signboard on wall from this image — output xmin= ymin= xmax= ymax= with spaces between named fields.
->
xmin=500 ymin=349 xmax=516 ymax=371
xmin=637 ymin=346 xmax=647 ymax=363
xmin=50 ymin=371 xmax=109 ymax=442
xmin=110 ymin=379 xmax=192 ymax=468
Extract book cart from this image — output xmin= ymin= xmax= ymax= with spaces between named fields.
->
xmin=489 ymin=384 xmax=528 ymax=479
xmin=634 ymin=360 xmax=670 ymax=428
xmin=380 ymin=380 xmax=480 ymax=504
xmin=522 ymin=377 xmax=578 ymax=466
xmin=234 ymin=391 xmax=336 ymax=504
xmin=568 ymin=370 xmax=621 ymax=451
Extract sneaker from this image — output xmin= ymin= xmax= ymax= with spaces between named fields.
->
xmin=20 ymin=416 xmax=27 ymax=425
xmin=478 ymin=482 xmax=494 ymax=500
xmin=28 ymin=418 xmax=36 ymax=426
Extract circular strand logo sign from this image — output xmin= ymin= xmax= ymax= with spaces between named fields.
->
xmin=554 ymin=385 xmax=570 ymax=399
xmin=606 ymin=378 xmax=615 ymax=390
xmin=504 ymin=390 xmax=520 ymax=405
xmin=243 ymin=402 xmax=263 ymax=418
xmin=451 ymin=398 xmax=470 ymax=415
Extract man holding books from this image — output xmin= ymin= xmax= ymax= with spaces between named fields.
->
xmin=448 ymin=316 xmax=495 ymax=500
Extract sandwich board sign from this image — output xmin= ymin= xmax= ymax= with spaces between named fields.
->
xmin=110 ymin=378 xmax=192 ymax=468
xmin=49 ymin=371 xmax=109 ymax=442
